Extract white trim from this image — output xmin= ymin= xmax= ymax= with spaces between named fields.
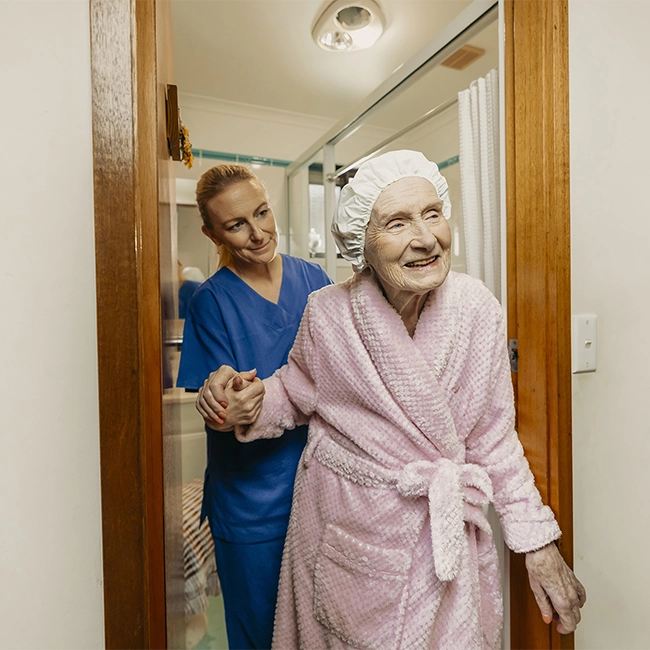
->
xmin=178 ymin=92 xmax=396 ymax=145
xmin=179 ymin=92 xmax=335 ymax=131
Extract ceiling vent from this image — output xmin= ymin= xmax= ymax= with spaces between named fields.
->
xmin=440 ymin=45 xmax=485 ymax=71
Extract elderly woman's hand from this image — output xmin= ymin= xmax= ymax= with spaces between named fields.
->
xmin=196 ymin=365 xmax=258 ymax=430
xmin=525 ymin=542 xmax=587 ymax=634
xmin=222 ymin=374 xmax=266 ymax=438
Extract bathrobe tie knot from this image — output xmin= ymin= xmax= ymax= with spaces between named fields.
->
xmin=397 ymin=458 xmax=494 ymax=582
xmin=309 ymin=435 xmax=495 ymax=583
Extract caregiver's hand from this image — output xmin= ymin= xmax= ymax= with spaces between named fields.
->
xmin=525 ymin=542 xmax=587 ymax=634
xmin=196 ymin=365 xmax=258 ymax=430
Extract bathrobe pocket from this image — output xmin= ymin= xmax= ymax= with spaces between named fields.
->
xmin=313 ymin=523 xmax=411 ymax=649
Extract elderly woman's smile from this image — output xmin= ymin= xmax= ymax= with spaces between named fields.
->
xmin=403 ymin=252 xmax=446 ymax=271
xmin=364 ymin=176 xmax=452 ymax=303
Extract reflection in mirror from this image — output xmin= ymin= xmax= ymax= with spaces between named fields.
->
xmin=168 ymin=2 xmax=499 ymax=648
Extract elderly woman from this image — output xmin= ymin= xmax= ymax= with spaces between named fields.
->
xmin=198 ymin=151 xmax=585 ymax=649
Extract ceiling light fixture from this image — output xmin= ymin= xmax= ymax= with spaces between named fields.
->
xmin=312 ymin=0 xmax=386 ymax=53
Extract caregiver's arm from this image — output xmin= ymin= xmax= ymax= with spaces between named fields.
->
xmin=464 ymin=301 xmax=586 ymax=634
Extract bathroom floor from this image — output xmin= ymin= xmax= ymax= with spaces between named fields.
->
xmin=195 ymin=595 xmax=229 ymax=650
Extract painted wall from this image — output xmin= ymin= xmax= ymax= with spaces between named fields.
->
xmin=569 ymin=2 xmax=650 ymax=648
xmin=174 ymin=92 xmax=396 ymax=220
xmin=177 ymin=93 xmax=337 ymax=163
xmin=0 ymin=1 xmax=104 ymax=648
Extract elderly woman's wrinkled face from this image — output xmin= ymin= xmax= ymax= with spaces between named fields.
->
xmin=364 ymin=177 xmax=452 ymax=297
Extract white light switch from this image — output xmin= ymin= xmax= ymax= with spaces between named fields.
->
xmin=572 ymin=314 xmax=597 ymax=373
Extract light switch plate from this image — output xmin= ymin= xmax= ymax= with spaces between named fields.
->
xmin=572 ymin=314 xmax=597 ymax=373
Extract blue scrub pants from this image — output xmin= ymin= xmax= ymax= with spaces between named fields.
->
xmin=213 ymin=536 xmax=286 ymax=650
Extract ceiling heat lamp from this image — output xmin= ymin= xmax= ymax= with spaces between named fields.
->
xmin=312 ymin=0 xmax=386 ymax=52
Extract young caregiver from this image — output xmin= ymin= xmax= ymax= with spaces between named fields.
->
xmin=176 ymin=164 xmax=332 ymax=649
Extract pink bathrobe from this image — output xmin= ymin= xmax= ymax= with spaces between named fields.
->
xmin=239 ymin=271 xmax=561 ymax=650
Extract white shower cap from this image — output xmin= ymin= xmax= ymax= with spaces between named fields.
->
xmin=331 ymin=150 xmax=451 ymax=273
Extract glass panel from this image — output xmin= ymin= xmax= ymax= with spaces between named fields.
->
xmin=308 ymin=182 xmax=340 ymax=260
xmin=287 ymin=150 xmax=324 ymax=262
xmin=363 ymin=22 xmax=498 ymax=132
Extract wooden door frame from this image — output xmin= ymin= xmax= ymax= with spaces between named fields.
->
xmin=505 ymin=1 xmax=574 ymax=649
xmin=90 ymin=1 xmax=573 ymax=648
xmin=90 ymin=0 xmax=166 ymax=647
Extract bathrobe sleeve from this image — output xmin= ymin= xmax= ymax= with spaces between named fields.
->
xmin=235 ymin=300 xmax=320 ymax=442
xmin=464 ymin=301 xmax=562 ymax=553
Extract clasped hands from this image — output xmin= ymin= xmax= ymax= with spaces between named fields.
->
xmin=195 ymin=367 xmax=586 ymax=634
xmin=196 ymin=365 xmax=265 ymax=437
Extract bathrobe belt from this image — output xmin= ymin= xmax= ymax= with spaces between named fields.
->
xmin=305 ymin=433 xmax=494 ymax=583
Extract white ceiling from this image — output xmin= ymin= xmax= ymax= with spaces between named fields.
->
xmin=170 ymin=0 xmax=499 ymax=123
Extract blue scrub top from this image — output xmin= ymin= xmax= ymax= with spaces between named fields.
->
xmin=177 ymin=254 xmax=332 ymax=543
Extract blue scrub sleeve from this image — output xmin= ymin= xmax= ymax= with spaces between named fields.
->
xmin=177 ymin=288 xmax=237 ymax=390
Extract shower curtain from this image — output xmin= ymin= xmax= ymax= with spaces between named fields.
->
xmin=458 ymin=68 xmax=500 ymax=300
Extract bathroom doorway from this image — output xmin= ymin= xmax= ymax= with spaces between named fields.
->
xmin=90 ymin=1 xmax=574 ymax=648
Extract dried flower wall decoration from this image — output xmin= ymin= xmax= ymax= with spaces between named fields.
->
xmin=180 ymin=123 xmax=194 ymax=169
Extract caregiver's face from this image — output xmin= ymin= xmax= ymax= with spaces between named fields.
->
xmin=364 ymin=177 xmax=451 ymax=296
xmin=202 ymin=179 xmax=278 ymax=267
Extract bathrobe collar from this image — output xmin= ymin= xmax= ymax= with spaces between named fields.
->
xmin=349 ymin=272 xmax=463 ymax=459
